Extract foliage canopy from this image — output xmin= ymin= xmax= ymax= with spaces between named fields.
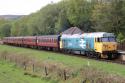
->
xmin=0 ymin=0 xmax=125 ymax=41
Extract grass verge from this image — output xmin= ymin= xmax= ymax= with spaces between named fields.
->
xmin=0 ymin=60 xmax=52 ymax=83
xmin=0 ymin=45 xmax=125 ymax=83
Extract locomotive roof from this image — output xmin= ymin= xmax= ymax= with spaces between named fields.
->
xmin=82 ymin=32 xmax=115 ymax=38
xmin=61 ymin=34 xmax=82 ymax=38
xmin=61 ymin=32 xmax=115 ymax=38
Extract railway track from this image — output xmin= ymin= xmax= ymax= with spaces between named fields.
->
xmin=98 ymin=59 xmax=125 ymax=65
xmin=54 ymin=50 xmax=125 ymax=65
xmin=81 ymin=55 xmax=125 ymax=65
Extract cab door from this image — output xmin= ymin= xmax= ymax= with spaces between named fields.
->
xmin=94 ymin=38 xmax=103 ymax=53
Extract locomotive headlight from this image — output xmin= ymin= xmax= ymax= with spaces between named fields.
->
xmin=113 ymin=44 xmax=116 ymax=48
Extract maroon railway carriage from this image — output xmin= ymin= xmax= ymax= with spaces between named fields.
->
xmin=37 ymin=35 xmax=60 ymax=50
xmin=23 ymin=36 xmax=37 ymax=47
xmin=3 ymin=37 xmax=23 ymax=45
xmin=3 ymin=37 xmax=15 ymax=44
xmin=9 ymin=37 xmax=15 ymax=44
xmin=3 ymin=35 xmax=60 ymax=51
xmin=3 ymin=37 xmax=8 ymax=44
xmin=14 ymin=37 xmax=23 ymax=45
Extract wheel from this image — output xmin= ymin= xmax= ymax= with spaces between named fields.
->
xmin=96 ymin=53 xmax=101 ymax=59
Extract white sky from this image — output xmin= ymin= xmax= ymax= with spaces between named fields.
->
xmin=0 ymin=0 xmax=61 ymax=15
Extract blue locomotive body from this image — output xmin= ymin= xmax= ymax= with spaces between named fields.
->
xmin=60 ymin=34 xmax=95 ymax=51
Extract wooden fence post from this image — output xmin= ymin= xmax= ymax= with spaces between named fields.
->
xmin=23 ymin=62 xmax=26 ymax=70
xmin=82 ymin=79 xmax=87 ymax=83
xmin=64 ymin=70 xmax=67 ymax=80
xmin=45 ymin=66 xmax=48 ymax=76
xmin=14 ymin=57 xmax=17 ymax=66
xmin=4 ymin=55 xmax=6 ymax=60
xmin=32 ymin=64 xmax=35 ymax=72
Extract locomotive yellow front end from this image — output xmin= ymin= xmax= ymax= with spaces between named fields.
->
xmin=94 ymin=33 xmax=119 ymax=59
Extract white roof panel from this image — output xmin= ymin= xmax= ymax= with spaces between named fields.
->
xmin=61 ymin=32 xmax=115 ymax=38
xmin=82 ymin=32 xmax=115 ymax=38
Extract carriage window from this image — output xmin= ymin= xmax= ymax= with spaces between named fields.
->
xmin=49 ymin=39 xmax=51 ymax=42
xmin=53 ymin=39 xmax=55 ymax=43
xmin=54 ymin=39 xmax=55 ymax=42
xmin=53 ymin=39 xmax=54 ymax=42
xmin=51 ymin=39 xmax=53 ymax=42
xmin=53 ymin=39 xmax=54 ymax=43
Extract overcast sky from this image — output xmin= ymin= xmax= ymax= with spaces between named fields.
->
xmin=0 ymin=0 xmax=61 ymax=15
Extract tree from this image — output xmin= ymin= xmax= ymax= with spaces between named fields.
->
xmin=117 ymin=33 xmax=125 ymax=43
xmin=55 ymin=1 xmax=71 ymax=34
xmin=91 ymin=2 xmax=113 ymax=32
xmin=66 ymin=0 xmax=94 ymax=31
xmin=0 ymin=0 xmax=125 ymax=38
xmin=91 ymin=0 xmax=125 ymax=36
xmin=0 ymin=23 xmax=11 ymax=37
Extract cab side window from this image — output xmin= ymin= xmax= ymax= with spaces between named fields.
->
xmin=95 ymin=38 xmax=101 ymax=42
xmin=95 ymin=38 xmax=97 ymax=42
xmin=97 ymin=38 xmax=100 ymax=42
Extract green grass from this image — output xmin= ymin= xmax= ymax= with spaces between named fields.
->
xmin=0 ymin=60 xmax=53 ymax=83
xmin=0 ymin=45 xmax=125 ymax=77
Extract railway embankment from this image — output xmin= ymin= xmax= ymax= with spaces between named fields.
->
xmin=0 ymin=45 xmax=125 ymax=83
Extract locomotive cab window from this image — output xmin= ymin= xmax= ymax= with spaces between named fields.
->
xmin=96 ymin=38 xmax=101 ymax=42
xmin=101 ymin=37 xmax=116 ymax=42
xmin=96 ymin=37 xmax=116 ymax=42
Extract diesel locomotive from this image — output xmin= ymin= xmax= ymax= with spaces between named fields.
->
xmin=61 ymin=32 xmax=119 ymax=59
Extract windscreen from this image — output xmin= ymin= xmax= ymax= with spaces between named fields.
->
xmin=101 ymin=37 xmax=116 ymax=42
